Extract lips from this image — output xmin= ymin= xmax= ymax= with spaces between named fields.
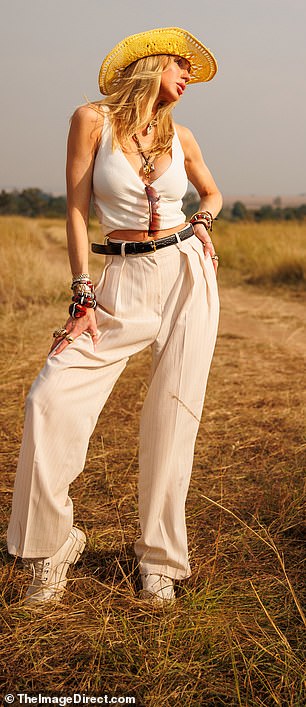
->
xmin=176 ymin=83 xmax=185 ymax=96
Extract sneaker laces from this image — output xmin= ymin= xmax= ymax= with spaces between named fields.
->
xmin=23 ymin=558 xmax=51 ymax=584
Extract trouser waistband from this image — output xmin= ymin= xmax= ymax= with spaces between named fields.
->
xmin=91 ymin=224 xmax=194 ymax=257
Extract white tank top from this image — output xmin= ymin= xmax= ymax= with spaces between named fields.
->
xmin=92 ymin=111 xmax=188 ymax=235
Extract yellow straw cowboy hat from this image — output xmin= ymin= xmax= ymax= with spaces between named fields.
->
xmin=99 ymin=27 xmax=218 ymax=94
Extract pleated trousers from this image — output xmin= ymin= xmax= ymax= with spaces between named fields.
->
xmin=7 ymin=234 xmax=219 ymax=579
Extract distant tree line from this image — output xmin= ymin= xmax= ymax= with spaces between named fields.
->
xmin=184 ymin=193 xmax=306 ymax=222
xmin=230 ymin=200 xmax=306 ymax=222
xmin=1 ymin=188 xmax=306 ymax=222
xmin=0 ymin=188 xmax=66 ymax=217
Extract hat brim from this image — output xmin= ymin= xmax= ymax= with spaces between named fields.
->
xmin=99 ymin=27 xmax=218 ymax=94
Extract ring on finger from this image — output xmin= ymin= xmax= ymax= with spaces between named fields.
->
xmin=53 ymin=327 xmax=67 ymax=339
xmin=211 ymin=255 xmax=219 ymax=261
xmin=65 ymin=334 xmax=74 ymax=344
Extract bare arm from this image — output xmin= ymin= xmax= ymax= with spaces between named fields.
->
xmin=176 ymin=123 xmax=222 ymax=273
xmin=176 ymin=123 xmax=222 ymax=216
xmin=66 ymin=104 xmax=102 ymax=275
xmin=50 ymin=104 xmax=102 ymax=356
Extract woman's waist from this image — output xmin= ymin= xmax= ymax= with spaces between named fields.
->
xmin=107 ymin=223 xmax=187 ymax=242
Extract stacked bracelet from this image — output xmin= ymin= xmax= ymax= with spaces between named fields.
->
xmin=190 ymin=210 xmax=214 ymax=231
xmin=69 ymin=274 xmax=97 ymax=318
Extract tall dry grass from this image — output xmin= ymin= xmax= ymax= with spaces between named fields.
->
xmin=1 ymin=217 xmax=305 ymax=312
xmin=213 ymin=220 xmax=306 ymax=287
xmin=0 ymin=216 xmax=103 ymax=312
xmin=0 ymin=217 xmax=68 ymax=310
xmin=0 ymin=216 xmax=305 ymax=706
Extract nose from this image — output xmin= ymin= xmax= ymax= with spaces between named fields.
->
xmin=180 ymin=63 xmax=191 ymax=82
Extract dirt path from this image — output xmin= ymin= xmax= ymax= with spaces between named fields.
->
xmin=219 ymin=285 xmax=306 ymax=356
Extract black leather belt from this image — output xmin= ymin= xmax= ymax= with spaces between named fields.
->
xmin=91 ymin=224 xmax=194 ymax=256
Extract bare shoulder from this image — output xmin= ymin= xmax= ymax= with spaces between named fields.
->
xmin=69 ymin=102 xmax=105 ymax=152
xmin=71 ymin=102 xmax=105 ymax=129
xmin=174 ymin=122 xmax=198 ymax=156
xmin=174 ymin=122 xmax=193 ymax=138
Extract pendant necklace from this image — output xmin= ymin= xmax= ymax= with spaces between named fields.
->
xmin=132 ymin=133 xmax=155 ymax=178
xmin=146 ymin=119 xmax=157 ymax=135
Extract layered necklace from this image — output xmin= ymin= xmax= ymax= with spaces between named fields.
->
xmin=132 ymin=133 xmax=155 ymax=178
xmin=131 ymin=122 xmax=160 ymax=232
xmin=132 ymin=120 xmax=157 ymax=179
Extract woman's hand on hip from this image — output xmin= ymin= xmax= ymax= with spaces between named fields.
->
xmin=193 ymin=222 xmax=219 ymax=275
xmin=49 ymin=308 xmax=99 ymax=357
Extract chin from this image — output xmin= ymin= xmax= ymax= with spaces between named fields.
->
xmin=169 ymin=93 xmax=181 ymax=104
xmin=159 ymin=88 xmax=181 ymax=104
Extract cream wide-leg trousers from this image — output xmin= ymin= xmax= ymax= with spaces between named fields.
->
xmin=7 ymin=234 xmax=219 ymax=580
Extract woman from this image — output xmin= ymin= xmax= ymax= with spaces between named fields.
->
xmin=7 ymin=27 xmax=222 ymax=606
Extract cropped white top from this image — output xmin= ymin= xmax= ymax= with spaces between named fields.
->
xmin=92 ymin=111 xmax=188 ymax=235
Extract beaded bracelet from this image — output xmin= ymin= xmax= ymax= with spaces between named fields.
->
xmin=72 ymin=293 xmax=96 ymax=308
xmin=190 ymin=210 xmax=214 ymax=231
xmin=71 ymin=272 xmax=90 ymax=284
xmin=71 ymin=275 xmax=93 ymax=288
xmin=69 ymin=295 xmax=97 ymax=317
xmin=69 ymin=274 xmax=97 ymax=318
xmin=69 ymin=302 xmax=88 ymax=318
xmin=72 ymin=283 xmax=93 ymax=296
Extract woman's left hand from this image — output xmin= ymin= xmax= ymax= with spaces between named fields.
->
xmin=192 ymin=222 xmax=219 ymax=275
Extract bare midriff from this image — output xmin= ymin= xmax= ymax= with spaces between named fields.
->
xmin=108 ymin=223 xmax=187 ymax=242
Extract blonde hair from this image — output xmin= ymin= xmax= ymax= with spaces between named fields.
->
xmin=92 ymin=55 xmax=176 ymax=158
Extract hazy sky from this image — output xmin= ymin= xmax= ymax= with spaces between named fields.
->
xmin=1 ymin=0 xmax=305 ymax=197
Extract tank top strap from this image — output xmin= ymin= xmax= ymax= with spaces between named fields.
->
xmin=172 ymin=126 xmax=185 ymax=164
xmin=99 ymin=106 xmax=112 ymax=149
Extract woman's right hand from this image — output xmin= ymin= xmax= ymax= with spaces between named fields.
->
xmin=49 ymin=308 xmax=99 ymax=357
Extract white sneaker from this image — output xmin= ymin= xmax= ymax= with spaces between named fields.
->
xmin=139 ymin=574 xmax=175 ymax=605
xmin=23 ymin=527 xmax=86 ymax=606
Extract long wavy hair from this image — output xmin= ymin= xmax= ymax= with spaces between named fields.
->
xmin=92 ymin=55 xmax=176 ymax=158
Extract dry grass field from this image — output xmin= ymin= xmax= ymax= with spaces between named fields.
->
xmin=0 ymin=216 xmax=305 ymax=706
